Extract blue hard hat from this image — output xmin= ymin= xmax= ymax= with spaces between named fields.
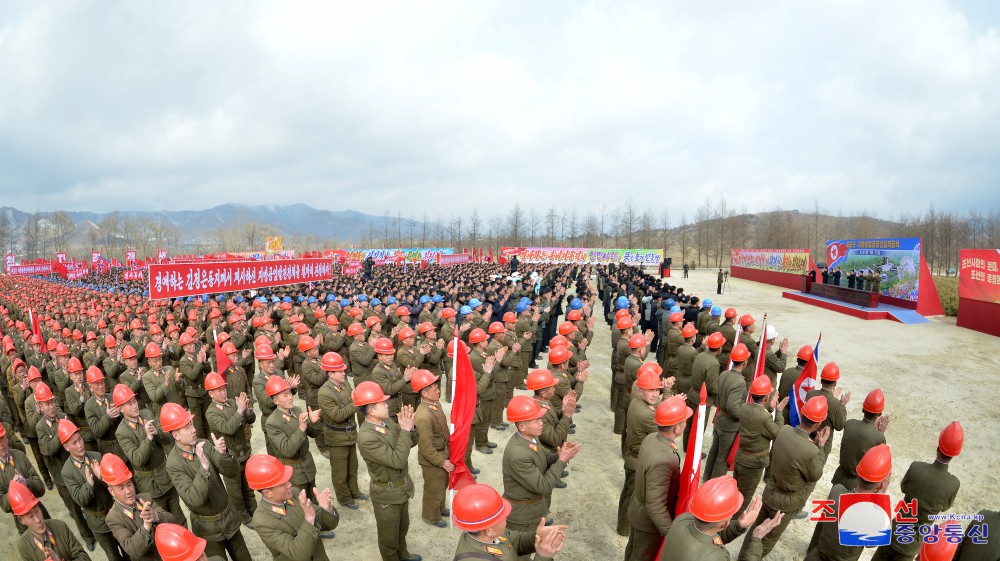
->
xmin=711 ymin=306 xmax=722 ymax=317
xmin=460 ymin=305 xmax=472 ymax=315
xmin=386 ymin=296 xmax=397 ymax=305
xmin=570 ymin=298 xmax=583 ymax=310
xmin=217 ymin=295 xmax=225 ymax=302
xmin=666 ymin=299 xmax=676 ymax=307
xmin=358 ymin=294 xmax=368 ymax=302
xmin=432 ymin=295 xmax=443 ymax=303
xmin=703 ymin=299 xmax=713 ymax=308
xmin=272 ymin=296 xmax=280 ymax=303
xmin=326 ymin=294 xmax=336 ymax=302
xmin=340 ymin=299 xmax=350 ymax=307
xmin=282 ymin=296 xmax=292 ymax=303
xmin=670 ymin=305 xmax=682 ymax=313
xmin=236 ymin=296 xmax=245 ymax=304
xmin=469 ymin=298 xmax=482 ymax=308
xmin=186 ymin=296 xmax=194 ymax=302
xmin=419 ymin=295 xmax=430 ymax=305
xmin=142 ymin=290 xmax=148 ymax=296
xmin=615 ymin=296 xmax=629 ymax=310
xmin=370 ymin=298 xmax=381 ymax=307
xmin=202 ymin=295 xmax=210 ymax=302
xmin=515 ymin=301 xmax=529 ymax=314
xmin=307 ymin=296 xmax=317 ymax=303
xmin=297 ymin=296 xmax=306 ymax=303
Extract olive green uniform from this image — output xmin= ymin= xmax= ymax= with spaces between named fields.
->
xmin=141 ymin=367 xmax=182 ymax=418
xmin=179 ymin=353 xmax=210 ymax=438
xmin=0 ymin=447 xmax=50 ymax=534
xmin=414 ymin=398 xmax=449 ymax=525
xmin=17 ymin=519 xmax=91 ymax=561
xmin=350 ymin=340 xmax=376 ymax=384
xmin=830 ymin=418 xmax=885 ymax=491
xmin=501 ymin=433 xmax=566 ymax=561
xmin=106 ymin=493 xmax=178 ymax=561
xmin=114 ymin=411 xmax=187 ymax=526
xmin=299 ymin=355 xmax=329 ymax=455
xmin=733 ymin=401 xmax=783 ymax=519
xmin=252 ymin=496 xmax=339 ymax=561
xmin=84 ymin=393 xmax=124 ymax=457
xmin=62 ymin=451 xmax=125 ymax=561
xmin=685 ymin=352 xmax=720 ymax=449
xmin=704 ymin=369 xmax=746 ymax=480
xmin=469 ymin=349 xmax=496 ymax=451
xmin=662 ymin=512 xmax=761 ymax=561
xmin=871 ymin=460 xmax=961 ymax=561
xmin=37 ymin=412 xmax=95 ymax=543
xmin=618 ymin=397 xmax=658 ymax=537
xmin=358 ymin=418 xmax=417 ymax=561
xmin=264 ymin=405 xmax=321 ymax=501
xmin=318 ymin=378 xmax=363 ymax=505
xmin=675 ymin=343 xmax=698 ymax=397
xmin=206 ymin=398 xmax=257 ymax=520
xmin=626 ymin=432 xmax=681 ymax=561
xmin=452 ymin=530 xmax=551 ymax=561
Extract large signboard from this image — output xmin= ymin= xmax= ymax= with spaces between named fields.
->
xmin=7 ymin=263 xmax=53 ymax=276
xmin=731 ymin=248 xmax=810 ymax=273
xmin=826 ymin=238 xmax=922 ymax=302
xmin=959 ymin=249 xmax=1000 ymax=303
xmin=148 ymin=258 xmax=333 ymax=300
xmin=438 ymin=253 xmax=472 ymax=266
xmin=324 ymin=248 xmax=453 ymax=263
xmin=502 ymin=247 xmax=662 ymax=265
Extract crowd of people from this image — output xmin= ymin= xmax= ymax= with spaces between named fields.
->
xmin=813 ymin=267 xmax=884 ymax=293
xmin=0 ymin=259 xmax=987 ymax=561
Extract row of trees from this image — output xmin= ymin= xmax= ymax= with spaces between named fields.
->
xmin=2 ymin=204 xmax=998 ymax=275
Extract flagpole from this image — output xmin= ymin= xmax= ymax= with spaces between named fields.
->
xmin=448 ymin=337 xmax=458 ymax=530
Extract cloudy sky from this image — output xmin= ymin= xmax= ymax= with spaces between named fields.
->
xmin=1 ymin=0 xmax=998 ymax=219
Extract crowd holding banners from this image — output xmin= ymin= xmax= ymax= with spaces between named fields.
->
xmin=0 ymin=252 xmax=985 ymax=561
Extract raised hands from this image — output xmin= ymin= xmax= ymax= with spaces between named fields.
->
xmin=210 ymin=432 xmax=227 ymax=455
xmin=534 ymin=517 xmax=568 ymax=557
xmin=397 ymin=405 xmax=416 ymax=432
xmin=235 ymin=392 xmax=249 ymax=415
xmin=557 ymin=441 xmax=581 ymax=463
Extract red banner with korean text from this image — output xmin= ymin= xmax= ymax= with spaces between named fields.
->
xmin=147 ymin=258 xmax=333 ymax=300
xmin=959 ymin=249 xmax=1000 ymax=303
xmin=7 ymin=263 xmax=53 ymax=275
xmin=122 ymin=270 xmax=145 ymax=281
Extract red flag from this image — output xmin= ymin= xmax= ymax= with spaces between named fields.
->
xmin=727 ymin=317 xmax=765 ymax=470
xmin=789 ymin=334 xmax=821 ymax=427
xmin=28 ymin=309 xmax=42 ymax=342
xmin=676 ymin=383 xmax=707 ymax=514
xmin=214 ymin=328 xmax=232 ymax=380
xmin=488 ymin=248 xmax=494 ymax=263
xmin=448 ymin=338 xmax=477 ymax=491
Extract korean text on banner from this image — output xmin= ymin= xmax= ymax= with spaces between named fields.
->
xmin=959 ymin=249 xmax=1000 ymax=303
xmin=148 ymin=258 xmax=333 ymax=300
xmin=731 ymin=248 xmax=810 ymax=273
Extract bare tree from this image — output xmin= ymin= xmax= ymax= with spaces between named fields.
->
xmin=567 ymin=208 xmax=579 ymax=246
xmin=695 ymin=201 xmax=711 ymax=267
xmin=582 ymin=212 xmax=600 ymax=247
xmin=507 ymin=204 xmax=525 ymax=246
xmin=640 ymin=209 xmax=654 ymax=248
xmin=468 ymin=208 xmax=481 ymax=248
xmin=0 ymin=212 xmax=17 ymax=254
xmin=528 ymin=208 xmax=538 ymax=246
xmin=545 ymin=207 xmax=558 ymax=246
xmin=620 ymin=200 xmax=638 ymax=248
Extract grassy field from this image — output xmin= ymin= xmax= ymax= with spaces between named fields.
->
xmin=932 ymin=275 xmax=959 ymax=316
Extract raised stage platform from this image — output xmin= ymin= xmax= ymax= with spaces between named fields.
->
xmin=782 ymin=291 xmax=930 ymax=324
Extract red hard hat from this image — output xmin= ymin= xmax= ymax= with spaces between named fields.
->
xmin=155 ymin=523 xmax=207 ymax=561
xmin=669 ymin=312 xmax=683 ymax=323
xmin=548 ymin=347 xmax=572 ymax=366
xmin=365 ymin=316 xmax=381 ymax=328
xmin=689 ymin=476 xmax=743 ymax=523
xmin=526 ymin=369 xmax=557 ymax=391
xmin=655 ymin=396 xmax=694 ymax=427
xmin=326 ymin=315 xmax=340 ymax=327
xmin=681 ymin=324 xmax=697 ymax=339
xmin=801 ymin=396 xmax=829 ymax=423
xmin=507 ymin=395 xmax=546 ymax=423
xmin=349 ymin=307 xmax=362 ymax=317
xmin=86 ymin=331 xmax=97 ymax=342
xmin=121 ymin=345 xmax=137 ymax=360
xmin=245 ymin=454 xmax=293 ymax=491
xmin=558 ymin=322 xmax=577 ymax=336
xmin=67 ymin=356 xmax=84 ymax=373
xmin=47 ymin=338 xmax=57 ymax=351
xmin=100 ymin=453 xmax=133 ymax=486
xmin=615 ymin=308 xmax=631 ymax=321
xmin=820 ymin=362 xmax=840 ymax=382
xmin=398 ymin=327 xmax=416 ymax=340
xmin=221 ymin=342 xmax=238 ymax=356
xmin=204 ymin=372 xmax=226 ymax=392
xmin=209 ymin=309 xmax=223 ymax=320
xmin=451 ymin=484 xmax=512 ymax=532
xmin=918 ymin=525 xmax=962 ymax=561
xmin=856 ymin=443 xmax=892 ymax=483
xmin=411 ymin=369 xmax=440 ymax=393
xmin=159 ymin=402 xmax=194 ymax=433
xmin=57 ymin=419 xmax=80 ymax=444
xmin=468 ymin=328 xmax=488 ymax=344
xmin=255 ymin=344 xmax=276 ymax=361
xmin=280 ymin=302 xmax=292 ymax=311
xmin=321 ymin=352 xmax=347 ymax=372
xmin=352 ymin=381 xmax=389 ymax=406
xmin=85 ymin=366 xmax=104 ymax=384
xmin=796 ymin=345 xmax=814 ymax=362
xmin=440 ymin=307 xmax=457 ymax=319
xmin=417 ymin=322 xmax=434 ymax=335
xmin=294 ymin=323 xmax=310 ymax=335
xmin=373 ymin=337 xmax=395 ymax=354
xmin=749 ymin=376 xmax=773 ymax=396
xmin=34 ymin=382 xmax=55 ymax=403
xmin=723 ymin=307 xmax=737 ymax=319
xmin=627 ymin=334 xmax=647 ymax=349
xmin=549 ymin=335 xmax=569 ymax=348
xmin=61 ymin=328 xmax=71 ymax=338
xmin=55 ymin=342 xmax=70 ymax=357
xmin=149 ymin=324 xmax=163 ymax=335
xmin=567 ymin=309 xmax=583 ymax=321
xmin=347 ymin=323 xmax=365 ymax=337
xmin=179 ymin=333 xmax=194 ymax=346
xmin=112 ymin=384 xmax=136 ymax=407
xmin=863 ymin=388 xmax=885 ymax=414
xmin=636 ymin=363 xmax=664 ymax=390
xmin=729 ymin=344 xmax=750 ymax=363
xmin=129 ymin=319 xmax=143 ymax=330
xmin=739 ymin=314 xmax=755 ymax=327
xmin=297 ymin=335 xmax=317 ymax=353
xmin=7 ymin=480 xmax=39 ymax=516
xmin=265 ymin=375 xmax=291 ymax=397
xmin=706 ymin=332 xmax=725 ymax=350
xmin=446 ymin=339 xmax=469 ymax=358
xmin=395 ymin=307 xmax=410 ymax=317
xmin=105 ymin=334 xmax=118 ymax=348
xmin=145 ymin=343 xmax=163 ymax=359
xmin=938 ymin=421 xmax=964 ymax=457
xmin=616 ymin=317 xmax=634 ymax=330
xmin=502 ymin=312 xmax=516 ymax=323
xmin=487 ymin=322 xmax=505 ymax=335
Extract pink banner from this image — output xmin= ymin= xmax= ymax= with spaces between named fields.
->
xmin=148 ymin=258 xmax=333 ymax=299
xmin=7 ymin=263 xmax=53 ymax=275
xmin=438 ymin=253 xmax=472 ymax=266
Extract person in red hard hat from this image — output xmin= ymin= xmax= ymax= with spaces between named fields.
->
xmin=733 ymin=375 xmax=788 ymax=520
xmin=685 ymin=331 xmax=724 ymax=450
xmin=102 ymin=452 xmax=181 ymax=561
xmin=777 ymin=345 xmax=812 ymax=425
xmin=204 ymin=372 xmax=257 ymax=528
xmin=738 ymin=395 xmax=832 ymax=558
xmin=624 ymin=396 xmax=692 ymax=561
xmin=806 ymin=444 xmax=893 ymax=561
xmin=0 ymin=422 xmax=51 ymax=535
xmin=154 ymin=523 xmax=211 ymax=561
xmin=179 ymin=333 xmax=211 ymax=438
xmin=370 ymin=337 xmax=416 ymax=425
xmin=262 ymin=374 xmax=324 ymax=505
xmin=662 ymin=475 xmax=781 ymax=559
xmin=12 ymin=480 xmax=91 ymax=561
xmin=872 ymin=421 xmax=964 ymax=561
xmin=704 ymin=343 xmax=751 ymax=481
xmin=832 ymin=388 xmax=889 ymax=491
xmin=411 ymin=369 xmax=451 ymax=528
xmin=142 ymin=342 xmax=183 ymax=418
xmin=317 ymin=351 xmax=367 ymax=510
xmin=451 ymin=483 xmax=566 ymax=559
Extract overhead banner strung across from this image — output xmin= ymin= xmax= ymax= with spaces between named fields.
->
xmin=324 ymin=248 xmax=453 ymax=263
xmin=826 ymin=238 xmax=923 ymax=302
xmin=502 ymin=247 xmax=663 ymax=265
xmin=438 ymin=253 xmax=472 ymax=266
xmin=731 ymin=248 xmax=810 ymax=274
xmin=959 ymin=249 xmax=1000 ymax=303
xmin=148 ymin=258 xmax=333 ymax=300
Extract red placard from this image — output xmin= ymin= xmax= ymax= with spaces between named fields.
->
xmin=959 ymin=249 xmax=1000 ymax=303
xmin=438 ymin=253 xmax=472 ymax=266
xmin=7 ymin=263 xmax=52 ymax=275
xmin=122 ymin=270 xmax=144 ymax=281
xmin=147 ymin=258 xmax=333 ymax=300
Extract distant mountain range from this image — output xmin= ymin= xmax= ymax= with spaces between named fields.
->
xmin=0 ymin=204 xmax=422 ymax=245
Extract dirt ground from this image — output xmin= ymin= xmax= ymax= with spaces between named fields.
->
xmin=4 ymin=267 xmax=996 ymax=561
